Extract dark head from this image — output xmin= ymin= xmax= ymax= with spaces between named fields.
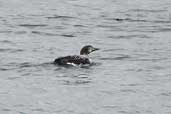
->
xmin=80 ymin=45 xmax=99 ymax=55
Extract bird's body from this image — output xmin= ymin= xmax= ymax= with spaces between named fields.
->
xmin=54 ymin=45 xmax=99 ymax=66
xmin=54 ymin=55 xmax=90 ymax=65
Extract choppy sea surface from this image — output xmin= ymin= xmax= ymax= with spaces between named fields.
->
xmin=0 ymin=0 xmax=171 ymax=114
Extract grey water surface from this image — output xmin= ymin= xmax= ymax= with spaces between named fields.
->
xmin=0 ymin=0 xmax=171 ymax=114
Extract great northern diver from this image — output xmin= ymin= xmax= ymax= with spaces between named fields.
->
xmin=54 ymin=45 xmax=99 ymax=66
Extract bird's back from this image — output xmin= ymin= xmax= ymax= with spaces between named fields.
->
xmin=54 ymin=55 xmax=90 ymax=65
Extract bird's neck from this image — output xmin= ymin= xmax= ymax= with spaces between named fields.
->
xmin=80 ymin=54 xmax=89 ymax=58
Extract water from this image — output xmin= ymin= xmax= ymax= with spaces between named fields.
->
xmin=0 ymin=0 xmax=171 ymax=114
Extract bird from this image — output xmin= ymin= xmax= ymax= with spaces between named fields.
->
xmin=54 ymin=45 xmax=99 ymax=66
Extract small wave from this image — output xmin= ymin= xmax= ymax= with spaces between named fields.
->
xmin=18 ymin=62 xmax=53 ymax=68
xmin=14 ymin=31 xmax=27 ymax=35
xmin=31 ymin=108 xmax=45 ymax=112
xmin=106 ymin=18 xmax=171 ymax=24
xmin=102 ymin=105 xmax=118 ymax=109
xmin=157 ymin=28 xmax=171 ymax=32
xmin=0 ymin=68 xmax=9 ymax=71
xmin=0 ymin=64 xmax=18 ymax=71
xmin=120 ymin=83 xmax=141 ymax=87
xmin=32 ymin=31 xmax=45 ymax=35
xmin=0 ymin=48 xmax=23 ymax=53
xmin=102 ymin=49 xmax=125 ymax=52
xmin=47 ymin=15 xmax=75 ymax=19
xmin=2 ymin=62 xmax=54 ymax=72
xmin=103 ymin=18 xmax=148 ymax=22
xmin=73 ymin=24 xmax=87 ymax=27
xmin=31 ymin=31 xmax=59 ymax=36
xmin=129 ymin=9 xmax=167 ymax=13
xmin=7 ymin=76 xmax=21 ymax=80
xmin=131 ymin=58 xmax=168 ymax=62
xmin=97 ymin=25 xmax=117 ymax=28
xmin=19 ymin=24 xmax=48 ymax=28
xmin=72 ymin=4 xmax=88 ymax=8
xmin=2 ymin=108 xmax=11 ymax=112
xmin=160 ymin=92 xmax=171 ymax=97
xmin=108 ymin=34 xmax=150 ymax=39
xmin=19 ymin=62 xmax=34 ymax=68
xmin=100 ymin=55 xmax=131 ymax=60
xmin=59 ymin=80 xmax=91 ymax=85
xmin=0 ymin=30 xmax=12 ymax=34
xmin=120 ymin=89 xmax=137 ymax=93
xmin=60 ymin=34 xmax=75 ymax=37
xmin=0 ymin=40 xmax=14 ymax=44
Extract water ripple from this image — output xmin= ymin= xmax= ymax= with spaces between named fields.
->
xmin=103 ymin=17 xmax=171 ymax=24
xmin=60 ymin=34 xmax=75 ymax=37
xmin=19 ymin=24 xmax=48 ymax=28
xmin=0 ymin=30 xmax=12 ymax=34
xmin=0 ymin=0 xmax=171 ymax=114
xmin=100 ymin=55 xmax=131 ymax=61
xmin=0 ymin=40 xmax=14 ymax=44
xmin=108 ymin=34 xmax=151 ymax=39
xmin=46 ymin=15 xmax=76 ymax=19
xmin=0 ymin=48 xmax=24 ymax=53
xmin=129 ymin=9 xmax=167 ymax=13
xmin=14 ymin=31 xmax=27 ymax=35
xmin=31 ymin=31 xmax=59 ymax=36
xmin=59 ymin=80 xmax=91 ymax=85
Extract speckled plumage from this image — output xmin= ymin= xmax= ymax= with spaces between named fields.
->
xmin=54 ymin=55 xmax=90 ymax=65
xmin=54 ymin=45 xmax=99 ymax=66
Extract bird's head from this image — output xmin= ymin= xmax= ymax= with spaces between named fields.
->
xmin=80 ymin=45 xmax=99 ymax=55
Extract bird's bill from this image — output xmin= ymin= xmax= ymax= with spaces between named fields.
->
xmin=92 ymin=47 xmax=100 ymax=51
